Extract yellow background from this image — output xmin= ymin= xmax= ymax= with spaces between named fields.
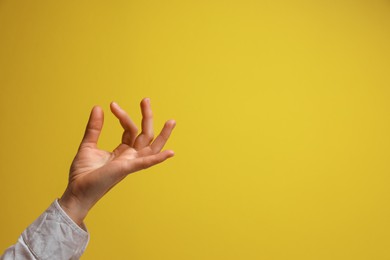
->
xmin=1 ymin=0 xmax=390 ymax=259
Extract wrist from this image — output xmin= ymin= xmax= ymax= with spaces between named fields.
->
xmin=59 ymin=192 xmax=89 ymax=227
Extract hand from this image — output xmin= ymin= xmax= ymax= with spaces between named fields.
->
xmin=59 ymin=98 xmax=176 ymax=226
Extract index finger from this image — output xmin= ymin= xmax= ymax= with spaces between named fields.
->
xmin=110 ymin=102 xmax=139 ymax=146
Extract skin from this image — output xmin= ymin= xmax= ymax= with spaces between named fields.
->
xmin=59 ymin=98 xmax=176 ymax=226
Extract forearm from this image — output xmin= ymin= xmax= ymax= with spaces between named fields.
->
xmin=1 ymin=200 xmax=89 ymax=260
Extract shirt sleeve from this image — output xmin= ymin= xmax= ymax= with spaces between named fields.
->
xmin=1 ymin=200 xmax=89 ymax=260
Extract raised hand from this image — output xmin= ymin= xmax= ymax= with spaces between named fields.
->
xmin=59 ymin=98 xmax=176 ymax=226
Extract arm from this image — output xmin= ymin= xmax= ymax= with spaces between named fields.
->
xmin=1 ymin=98 xmax=175 ymax=259
xmin=1 ymin=200 xmax=89 ymax=260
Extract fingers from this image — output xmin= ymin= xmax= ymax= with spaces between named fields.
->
xmin=151 ymin=120 xmax=176 ymax=153
xmin=110 ymin=102 xmax=138 ymax=146
xmin=111 ymin=98 xmax=174 ymax=154
xmin=134 ymin=98 xmax=154 ymax=149
xmin=80 ymin=106 xmax=104 ymax=148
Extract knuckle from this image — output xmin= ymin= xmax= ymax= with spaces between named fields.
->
xmin=143 ymin=131 xmax=154 ymax=140
xmin=132 ymin=127 xmax=139 ymax=134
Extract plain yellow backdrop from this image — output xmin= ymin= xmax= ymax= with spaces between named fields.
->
xmin=1 ymin=0 xmax=390 ymax=259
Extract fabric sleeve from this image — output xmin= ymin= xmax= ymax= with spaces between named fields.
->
xmin=1 ymin=200 xmax=89 ymax=260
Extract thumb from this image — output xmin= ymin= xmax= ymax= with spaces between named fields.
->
xmin=80 ymin=106 xmax=104 ymax=148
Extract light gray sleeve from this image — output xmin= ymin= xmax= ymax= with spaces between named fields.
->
xmin=1 ymin=200 xmax=89 ymax=260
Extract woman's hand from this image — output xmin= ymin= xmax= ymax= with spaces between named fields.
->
xmin=59 ymin=98 xmax=176 ymax=226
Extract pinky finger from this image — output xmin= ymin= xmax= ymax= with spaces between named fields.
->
xmin=130 ymin=150 xmax=175 ymax=172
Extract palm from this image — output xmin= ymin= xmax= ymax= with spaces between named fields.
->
xmin=70 ymin=147 xmax=113 ymax=177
